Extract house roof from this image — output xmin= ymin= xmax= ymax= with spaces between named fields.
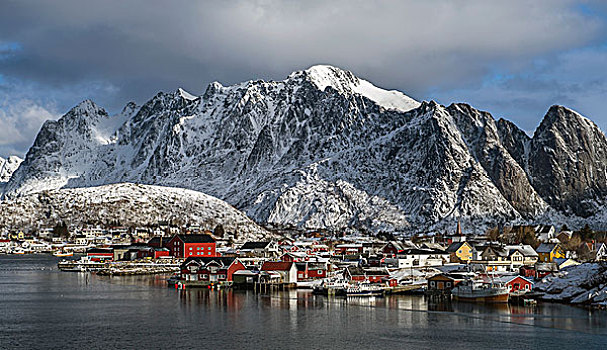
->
xmin=505 ymin=245 xmax=538 ymax=257
xmin=241 ymin=241 xmax=273 ymax=250
xmin=346 ymin=266 xmax=389 ymax=276
xmin=307 ymin=262 xmax=327 ymax=270
xmin=536 ymin=225 xmax=554 ymax=234
xmin=427 ymin=274 xmax=455 ymax=281
xmin=148 ymin=236 xmax=167 ymax=245
xmin=384 ymin=241 xmax=405 ymax=251
xmin=421 ymin=243 xmax=446 ymax=250
xmin=86 ymin=248 xmax=113 ymax=254
xmin=446 ymin=242 xmax=468 ymax=253
xmin=182 ymin=257 xmax=238 ymax=268
xmin=174 ymin=234 xmax=215 ymax=243
xmin=536 ymin=243 xmax=558 ymax=253
xmin=493 ymin=275 xmax=533 ymax=284
xmin=401 ymin=248 xmax=447 ymax=255
xmin=483 ymin=245 xmax=508 ymax=257
xmin=261 ymin=261 xmax=293 ymax=271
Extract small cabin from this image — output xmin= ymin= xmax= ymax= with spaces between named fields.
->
xmin=427 ymin=274 xmax=457 ymax=291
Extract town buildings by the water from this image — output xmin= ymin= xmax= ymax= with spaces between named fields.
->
xmin=3 ymin=220 xmax=607 ymax=305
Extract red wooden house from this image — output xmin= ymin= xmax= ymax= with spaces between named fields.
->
xmin=344 ymin=266 xmax=390 ymax=283
xmin=381 ymin=241 xmax=406 ymax=256
xmin=166 ymin=234 xmax=216 ymax=258
xmin=519 ymin=266 xmax=535 ymax=279
xmin=496 ymin=275 xmax=534 ymax=293
xmin=136 ymin=247 xmax=170 ymax=259
xmin=86 ymin=248 xmax=114 ymax=262
xmin=180 ymin=257 xmax=246 ymax=282
xmin=260 ymin=261 xmax=298 ymax=283
xmin=295 ymin=262 xmax=328 ymax=281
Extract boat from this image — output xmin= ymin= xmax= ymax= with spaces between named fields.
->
xmin=313 ymin=279 xmax=384 ymax=297
xmin=344 ymin=282 xmax=384 ymax=297
xmin=53 ymin=250 xmax=73 ymax=257
xmin=11 ymin=248 xmax=26 ymax=255
xmin=312 ymin=279 xmax=349 ymax=296
xmin=57 ymin=256 xmax=106 ymax=271
xmin=451 ymin=279 xmax=509 ymax=303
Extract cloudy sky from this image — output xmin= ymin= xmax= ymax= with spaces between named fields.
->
xmin=1 ymin=0 xmax=606 ymax=157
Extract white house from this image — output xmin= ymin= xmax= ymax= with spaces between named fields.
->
xmin=384 ymin=248 xmax=449 ymax=268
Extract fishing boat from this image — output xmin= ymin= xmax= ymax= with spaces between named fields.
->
xmin=53 ymin=250 xmax=73 ymax=257
xmin=57 ymin=256 xmax=105 ymax=271
xmin=451 ymin=279 xmax=509 ymax=303
xmin=344 ymin=282 xmax=384 ymax=297
xmin=312 ymin=279 xmax=349 ymax=296
xmin=11 ymin=248 xmax=26 ymax=255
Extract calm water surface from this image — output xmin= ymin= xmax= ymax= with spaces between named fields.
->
xmin=1 ymin=255 xmax=606 ymax=349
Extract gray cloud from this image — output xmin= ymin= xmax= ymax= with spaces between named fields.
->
xmin=0 ymin=0 xmax=605 ymax=157
xmin=432 ymin=45 xmax=607 ymax=134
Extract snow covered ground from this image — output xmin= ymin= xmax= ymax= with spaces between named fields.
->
xmin=0 ymin=183 xmax=270 ymax=239
xmin=535 ymin=263 xmax=607 ymax=305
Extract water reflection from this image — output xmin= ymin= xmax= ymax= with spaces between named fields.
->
xmin=166 ymin=286 xmax=607 ymax=335
xmin=2 ymin=255 xmax=606 ymax=349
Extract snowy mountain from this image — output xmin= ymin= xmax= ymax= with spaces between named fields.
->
xmin=4 ymin=65 xmax=607 ymax=233
xmin=0 ymin=183 xmax=269 ymax=238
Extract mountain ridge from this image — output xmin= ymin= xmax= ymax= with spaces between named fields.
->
xmin=4 ymin=65 xmax=607 ymax=233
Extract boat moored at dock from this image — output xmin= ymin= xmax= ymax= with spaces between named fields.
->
xmin=451 ymin=280 xmax=509 ymax=303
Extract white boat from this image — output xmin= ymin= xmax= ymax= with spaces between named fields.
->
xmin=344 ymin=282 xmax=384 ymax=297
xmin=11 ymin=248 xmax=26 ymax=255
xmin=53 ymin=250 xmax=74 ymax=257
xmin=451 ymin=279 xmax=509 ymax=303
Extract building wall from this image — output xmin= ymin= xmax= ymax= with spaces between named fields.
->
xmin=167 ymin=237 xmax=216 ymax=258
xmin=506 ymin=277 xmax=533 ymax=292
xmin=456 ymin=243 xmax=473 ymax=261
xmin=183 ymin=243 xmax=216 ymax=258
xmin=227 ymin=261 xmax=246 ymax=281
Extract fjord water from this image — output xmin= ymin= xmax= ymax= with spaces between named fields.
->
xmin=1 ymin=255 xmax=605 ymax=349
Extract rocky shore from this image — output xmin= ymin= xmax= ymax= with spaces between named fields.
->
xmin=535 ymin=263 xmax=607 ymax=306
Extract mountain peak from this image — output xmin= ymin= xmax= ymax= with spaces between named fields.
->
xmin=537 ymin=105 xmax=597 ymax=137
xmin=70 ymin=99 xmax=105 ymax=116
xmin=298 ymin=65 xmax=358 ymax=91
xmin=290 ymin=64 xmax=420 ymax=112
xmin=176 ymin=87 xmax=199 ymax=101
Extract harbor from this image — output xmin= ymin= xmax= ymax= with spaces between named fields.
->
xmin=1 ymin=254 xmax=606 ymax=349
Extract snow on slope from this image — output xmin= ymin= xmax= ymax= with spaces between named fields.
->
xmin=0 ymin=156 xmax=22 ymax=183
xmin=0 ymin=183 xmax=269 ymax=238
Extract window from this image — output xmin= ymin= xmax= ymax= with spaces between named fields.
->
xmin=219 ymin=274 xmax=226 ymax=279
xmin=318 ymin=270 xmax=323 ymax=274
xmin=189 ymin=247 xmax=192 ymax=250
xmin=430 ymin=281 xmax=436 ymax=287
xmin=525 ymin=285 xmax=530 ymax=290
xmin=208 ymin=247 xmax=211 ymax=250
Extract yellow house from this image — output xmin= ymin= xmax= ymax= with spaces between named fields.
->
xmin=446 ymin=241 xmax=475 ymax=262
xmin=9 ymin=231 xmax=25 ymax=240
xmin=536 ymin=243 xmax=565 ymax=262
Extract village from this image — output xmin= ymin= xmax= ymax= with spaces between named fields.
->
xmin=2 ymin=221 xmax=607 ymax=306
